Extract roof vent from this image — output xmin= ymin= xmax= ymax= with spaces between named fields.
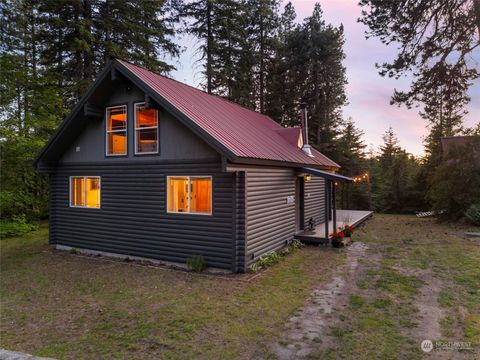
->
xmin=301 ymin=106 xmax=314 ymax=157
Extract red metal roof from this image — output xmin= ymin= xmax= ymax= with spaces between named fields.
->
xmin=118 ymin=60 xmax=339 ymax=168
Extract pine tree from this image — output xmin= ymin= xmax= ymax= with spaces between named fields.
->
xmin=302 ymin=3 xmax=347 ymax=158
xmin=246 ymin=0 xmax=280 ymax=113
xmin=336 ymin=118 xmax=368 ymax=209
xmin=0 ymin=0 xmax=65 ymax=220
xmin=264 ymin=2 xmax=300 ymax=125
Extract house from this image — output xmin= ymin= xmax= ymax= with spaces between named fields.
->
xmin=34 ymin=58 xmax=358 ymax=273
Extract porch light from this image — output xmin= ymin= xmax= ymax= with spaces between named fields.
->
xmin=304 ymin=175 xmax=312 ymax=182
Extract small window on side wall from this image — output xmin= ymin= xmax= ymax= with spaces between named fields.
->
xmin=167 ymin=176 xmax=212 ymax=215
xmin=70 ymin=176 xmax=101 ymax=208
xmin=106 ymin=105 xmax=127 ymax=156
xmin=135 ymin=103 xmax=158 ymax=154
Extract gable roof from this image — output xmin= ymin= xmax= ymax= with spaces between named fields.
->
xmin=35 ymin=59 xmax=339 ymax=169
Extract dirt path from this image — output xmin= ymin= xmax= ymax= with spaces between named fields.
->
xmin=273 ymin=242 xmax=368 ymax=359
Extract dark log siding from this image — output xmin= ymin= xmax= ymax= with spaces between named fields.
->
xmin=303 ymin=176 xmax=325 ymax=229
xmin=245 ymin=167 xmax=296 ymax=264
xmin=232 ymin=171 xmax=246 ymax=272
xmin=50 ymin=160 xmax=234 ymax=269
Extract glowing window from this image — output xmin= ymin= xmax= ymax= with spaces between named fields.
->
xmin=167 ymin=176 xmax=212 ymax=215
xmin=70 ymin=176 xmax=101 ymax=208
xmin=106 ymin=105 xmax=127 ymax=155
xmin=135 ymin=103 xmax=158 ymax=154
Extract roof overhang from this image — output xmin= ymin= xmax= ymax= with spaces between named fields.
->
xmin=229 ymin=157 xmax=338 ymax=171
xmin=302 ymin=167 xmax=352 ymax=182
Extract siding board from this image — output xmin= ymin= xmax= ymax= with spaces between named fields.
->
xmin=51 ymin=161 xmax=234 ymax=269
xmin=245 ymin=167 xmax=296 ymax=264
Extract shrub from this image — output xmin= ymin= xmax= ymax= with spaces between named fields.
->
xmin=249 ymin=239 xmax=305 ymax=272
xmin=186 ymin=255 xmax=206 ymax=272
xmin=0 ymin=214 xmax=39 ymax=238
xmin=465 ymin=204 xmax=480 ymax=226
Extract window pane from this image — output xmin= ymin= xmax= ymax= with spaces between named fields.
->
xmin=136 ymin=129 xmax=158 ymax=153
xmin=86 ymin=177 xmax=100 ymax=208
xmin=108 ymin=131 xmax=126 ymax=155
xmin=168 ymin=177 xmax=189 ymax=213
xmin=136 ymin=105 xmax=157 ymax=128
xmin=107 ymin=106 xmax=127 ymax=131
xmin=190 ymin=178 xmax=212 ymax=213
xmin=71 ymin=177 xmax=85 ymax=207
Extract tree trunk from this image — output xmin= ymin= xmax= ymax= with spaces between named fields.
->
xmin=473 ymin=0 xmax=480 ymax=38
xmin=206 ymin=0 xmax=213 ymax=94
xmin=259 ymin=14 xmax=265 ymax=113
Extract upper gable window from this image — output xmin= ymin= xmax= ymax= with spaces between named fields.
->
xmin=106 ymin=105 xmax=127 ymax=156
xmin=135 ymin=103 xmax=158 ymax=154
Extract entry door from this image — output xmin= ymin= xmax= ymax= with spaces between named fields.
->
xmin=295 ymin=177 xmax=304 ymax=232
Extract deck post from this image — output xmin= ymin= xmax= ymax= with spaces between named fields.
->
xmin=332 ymin=182 xmax=337 ymax=231
xmin=324 ymin=180 xmax=330 ymax=241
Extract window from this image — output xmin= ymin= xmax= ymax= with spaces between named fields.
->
xmin=135 ymin=103 xmax=158 ymax=154
xmin=106 ymin=105 xmax=127 ymax=155
xmin=167 ymin=176 xmax=212 ymax=215
xmin=70 ymin=176 xmax=101 ymax=208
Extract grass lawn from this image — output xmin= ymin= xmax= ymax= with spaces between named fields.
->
xmin=0 ymin=222 xmax=343 ymax=359
xmin=1 ymin=215 xmax=479 ymax=359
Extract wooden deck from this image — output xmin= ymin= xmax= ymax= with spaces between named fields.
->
xmin=295 ymin=210 xmax=373 ymax=242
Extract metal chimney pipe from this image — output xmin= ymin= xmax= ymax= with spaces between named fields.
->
xmin=301 ymin=106 xmax=314 ymax=157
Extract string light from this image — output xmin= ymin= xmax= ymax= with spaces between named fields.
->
xmin=352 ymin=172 xmax=369 ymax=183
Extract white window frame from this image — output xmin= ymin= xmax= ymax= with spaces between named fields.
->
xmin=134 ymin=102 xmax=159 ymax=155
xmin=69 ymin=176 xmax=101 ymax=209
xmin=106 ymin=105 xmax=127 ymax=156
xmin=166 ymin=176 xmax=212 ymax=216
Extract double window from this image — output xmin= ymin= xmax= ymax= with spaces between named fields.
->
xmin=70 ymin=176 xmax=101 ymax=208
xmin=167 ymin=176 xmax=212 ymax=215
xmin=105 ymin=103 xmax=159 ymax=156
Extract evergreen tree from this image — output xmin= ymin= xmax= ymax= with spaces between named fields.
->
xmin=336 ymin=119 xmax=368 ymax=209
xmin=0 ymin=0 xmax=65 ymax=220
xmin=375 ymin=128 xmax=423 ymax=213
xmin=0 ymin=0 xmax=181 ymax=226
xmin=246 ymin=0 xmax=279 ymax=113
xmin=302 ymin=3 xmax=347 ymax=158
xmin=428 ymin=137 xmax=480 ymax=220
xmin=359 ymin=0 xmax=479 ymax=109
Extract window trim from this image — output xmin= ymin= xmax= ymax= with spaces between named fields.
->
xmin=134 ymin=102 xmax=159 ymax=155
xmin=105 ymin=105 xmax=128 ymax=157
xmin=166 ymin=175 xmax=213 ymax=216
xmin=69 ymin=176 xmax=101 ymax=209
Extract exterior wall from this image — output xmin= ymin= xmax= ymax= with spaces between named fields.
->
xmin=303 ymin=176 xmax=326 ymax=229
xmin=60 ymin=83 xmax=218 ymax=163
xmin=50 ymin=160 xmax=235 ymax=270
xmin=244 ymin=166 xmax=297 ymax=265
xmin=232 ymin=171 xmax=246 ymax=272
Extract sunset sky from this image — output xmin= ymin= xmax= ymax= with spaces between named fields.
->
xmin=171 ymin=0 xmax=480 ymax=156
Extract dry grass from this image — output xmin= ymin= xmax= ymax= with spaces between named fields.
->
xmin=311 ymin=214 xmax=480 ymax=360
xmin=2 ymin=215 xmax=479 ymax=359
xmin=0 ymin=222 xmax=342 ymax=359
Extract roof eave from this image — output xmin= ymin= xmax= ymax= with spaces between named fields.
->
xmin=230 ymin=157 xmax=340 ymax=171
xmin=33 ymin=61 xmax=116 ymax=168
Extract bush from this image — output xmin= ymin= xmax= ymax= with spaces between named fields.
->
xmin=186 ymin=255 xmax=206 ymax=272
xmin=249 ymin=240 xmax=305 ymax=272
xmin=465 ymin=204 xmax=480 ymax=226
xmin=0 ymin=214 xmax=39 ymax=238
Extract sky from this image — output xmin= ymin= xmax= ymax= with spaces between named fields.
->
xmin=170 ymin=0 xmax=480 ymax=156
